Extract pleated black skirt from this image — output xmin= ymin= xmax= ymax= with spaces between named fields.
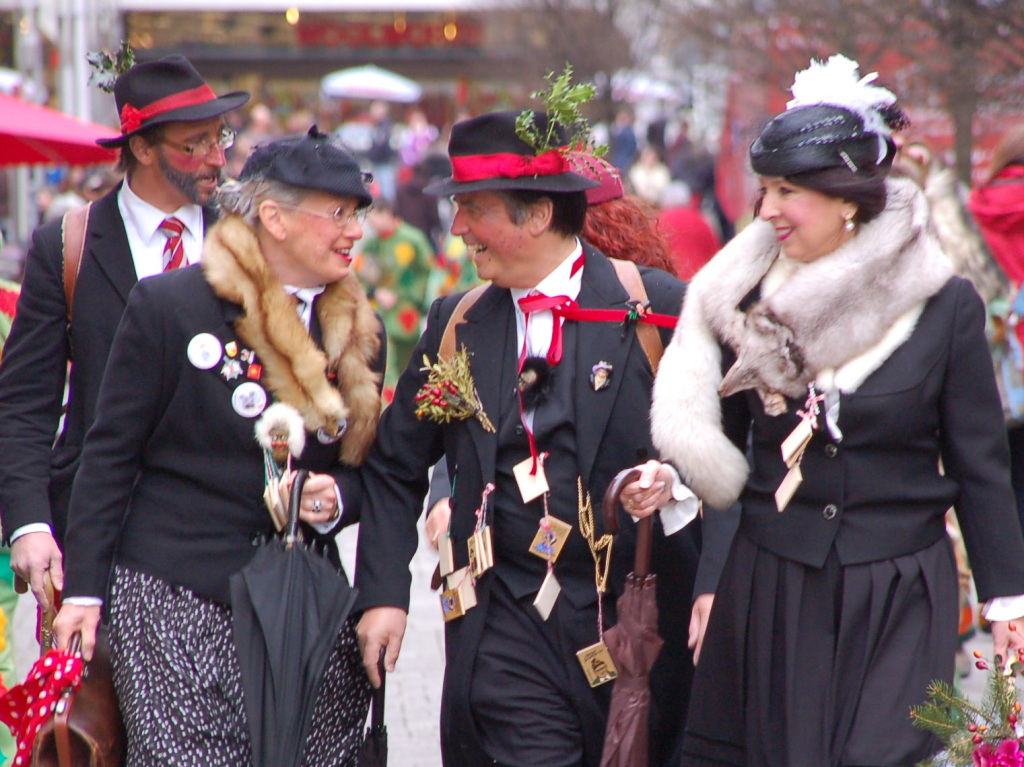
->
xmin=680 ymin=530 xmax=958 ymax=767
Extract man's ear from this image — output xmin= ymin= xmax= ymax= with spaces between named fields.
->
xmin=258 ymin=200 xmax=289 ymax=241
xmin=128 ymin=135 xmax=158 ymax=168
xmin=526 ymin=197 xmax=554 ymax=236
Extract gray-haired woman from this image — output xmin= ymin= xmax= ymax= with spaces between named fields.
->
xmin=54 ymin=127 xmax=385 ymax=766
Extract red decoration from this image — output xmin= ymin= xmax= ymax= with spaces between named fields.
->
xmin=451 ymin=150 xmax=569 ymax=183
xmin=0 ymin=650 xmax=85 ymax=764
xmin=118 ymin=84 xmax=218 ymax=134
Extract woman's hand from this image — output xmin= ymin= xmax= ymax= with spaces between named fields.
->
xmin=619 ymin=459 xmax=674 ymax=519
xmin=53 ymin=603 xmax=101 ymax=661
xmin=286 ymin=471 xmax=340 ymax=526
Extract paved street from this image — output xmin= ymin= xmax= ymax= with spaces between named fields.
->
xmin=339 ymin=517 xmax=446 ymax=767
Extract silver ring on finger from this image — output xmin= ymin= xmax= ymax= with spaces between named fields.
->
xmin=312 ymin=499 xmax=323 ymax=513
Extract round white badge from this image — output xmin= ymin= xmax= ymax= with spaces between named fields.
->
xmin=187 ymin=333 xmax=223 ymax=370
xmin=231 ymin=382 xmax=268 ymax=419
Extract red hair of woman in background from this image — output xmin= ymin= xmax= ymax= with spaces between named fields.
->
xmin=574 ymin=155 xmax=678 ymax=276
xmin=969 ymin=125 xmax=1024 ymax=287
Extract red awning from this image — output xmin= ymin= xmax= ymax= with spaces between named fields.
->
xmin=0 ymin=93 xmax=119 ymax=166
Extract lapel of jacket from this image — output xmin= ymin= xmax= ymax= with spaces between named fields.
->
xmin=87 ymin=188 xmax=219 ymax=307
xmin=84 ymin=185 xmax=136 ymax=306
xmin=573 ymin=247 xmax=635 ymax=487
xmin=454 ymin=284 xmax=514 ymax=484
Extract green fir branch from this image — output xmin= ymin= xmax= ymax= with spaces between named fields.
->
xmin=514 ymin=64 xmax=605 ymax=159
xmin=87 ymin=40 xmax=135 ymax=93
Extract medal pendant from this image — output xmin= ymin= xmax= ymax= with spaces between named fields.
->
xmin=263 ymin=479 xmax=287 ymax=531
xmin=468 ymin=527 xmax=494 ymax=577
xmin=438 ymin=536 xmax=455 ymax=578
xmin=576 ymin=641 xmax=618 ymax=687
xmin=781 ymin=418 xmax=814 ymax=469
xmin=512 ymin=457 xmax=549 ymax=503
xmin=775 ymin=464 xmax=803 ymax=512
xmin=533 ymin=570 xmax=561 ymax=621
xmin=440 ymin=566 xmax=477 ymax=621
xmin=529 ymin=516 xmax=572 ymax=563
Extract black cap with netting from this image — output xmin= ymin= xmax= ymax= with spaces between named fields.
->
xmin=749 ymin=55 xmax=908 ymax=178
xmin=241 ymin=126 xmax=373 ymax=207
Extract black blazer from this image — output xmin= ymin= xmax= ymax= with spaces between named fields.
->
xmin=354 ymin=247 xmax=716 ymax=611
xmin=61 ymin=266 xmax=385 ymax=604
xmin=0 ymin=186 xmax=216 ymax=543
xmin=727 ymin=277 xmax=1024 ymax=603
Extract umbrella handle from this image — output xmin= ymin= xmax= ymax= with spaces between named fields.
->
xmin=372 ymin=645 xmax=386 ymax=729
xmin=287 ymin=469 xmax=311 ymax=545
xmin=601 ymin=467 xmax=653 ymax=577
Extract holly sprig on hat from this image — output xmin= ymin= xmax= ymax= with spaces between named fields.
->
xmin=515 ymin=65 xmax=606 ymax=159
xmin=86 ymin=40 xmax=135 ymax=94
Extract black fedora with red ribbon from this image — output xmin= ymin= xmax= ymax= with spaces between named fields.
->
xmin=96 ymin=54 xmax=249 ymax=149
xmin=424 ymin=110 xmax=598 ymax=196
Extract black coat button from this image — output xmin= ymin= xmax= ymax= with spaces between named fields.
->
xmin=823 ymin=504 xmax=838 ymax=520
xmin=825 ymin=444 xmax=838 ymax=458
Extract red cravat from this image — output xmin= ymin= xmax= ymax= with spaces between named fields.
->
xmin=159 ymin=217 xmax=185 ymax=271
xmin=517 ymin=291 xmax=576 ymax=367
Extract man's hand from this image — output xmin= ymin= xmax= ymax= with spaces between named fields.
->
xmin=619 ymin=459 xmax=673 ymax=519
xmin=992 ymin=618 xmax=1024 ymax=670
xmin=10 ymin=532 xmax=63 ymax=611
xmin=53 ymin=603 xmax=101 ymax=661
xmin=357 ymin=606 xmax=408 ymax=688
xmin=689 ymin=593 xmax=714 ymax=665
xmin=425 ymin=497 xmax=451 ymax=551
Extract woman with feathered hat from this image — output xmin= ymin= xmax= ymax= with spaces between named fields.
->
xmin=640 ymin=55 xmax=1024 ymax=765
xmin=52 ymin=127 xmax=384 ymax=766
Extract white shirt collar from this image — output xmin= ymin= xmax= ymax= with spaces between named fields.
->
xmin=509 ymin=238 xmax=585 ymax=306
xmin=119 ymin=177 xmax=205 ymax=248
xmin=284 ymin=284 xmax=327 ymax=329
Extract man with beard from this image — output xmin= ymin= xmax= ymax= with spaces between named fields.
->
xmin=0 ymin=55 xmax=248 ymax=611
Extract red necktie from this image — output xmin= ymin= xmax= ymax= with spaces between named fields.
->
xmin=159 ymin=217 xmax=185 ymax=271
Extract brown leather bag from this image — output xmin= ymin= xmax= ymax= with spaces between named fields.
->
xmin=31 ymin=578 xmax=125 ymax=767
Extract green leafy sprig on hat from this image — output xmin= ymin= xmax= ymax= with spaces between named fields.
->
xmin=86 ymin=40 xmax=136 ymax=94
xmin=515 ymin=65 xmax=606 ymax=158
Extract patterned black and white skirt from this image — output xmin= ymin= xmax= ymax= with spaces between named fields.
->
xmin=107 ymin=565 xmax=371 ymax=767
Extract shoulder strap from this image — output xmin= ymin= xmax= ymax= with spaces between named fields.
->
xmin=61 ymin=203 xmax=92 ymax=323
xmin=439 ymin=284 xmax=489 ymax=362
xmin=609 ymin=258 xmax=665 ymax=374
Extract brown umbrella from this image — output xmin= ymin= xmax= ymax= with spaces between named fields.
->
xmin=599 ymin=467 xmax=664 ymax=767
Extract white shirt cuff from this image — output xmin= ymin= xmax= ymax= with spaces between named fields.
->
xmin=629 ymin=464 xmax=701 ymax=536
xmin=62 ymin=596 xmax=104 ymax=607
xmin=10 ymin=523 xmax=53 ymax=541
xmin=310 ymin=482 xmax=344 ymax=534
xmin=984 ymin=594 xmax=1024 ymax=621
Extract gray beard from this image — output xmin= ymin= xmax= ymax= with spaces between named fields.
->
xmin=156 ymin=148 xmax=217 ymax=207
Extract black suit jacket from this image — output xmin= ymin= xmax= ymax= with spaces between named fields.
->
xmin=61 ymin=266 xmax=385 ymax=604
xmin=0 ymin=185 xmax=216 ymax=543
xmin=355 ymin=246 xmax=721 ymax=765
xmin=727 ymin=277 xmax=1024 ymax=602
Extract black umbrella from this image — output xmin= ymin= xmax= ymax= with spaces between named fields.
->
xmin=358 ymin=647 xmax=388 ymax=766
xmin=230 ymin=469 xmax=358 ymax=767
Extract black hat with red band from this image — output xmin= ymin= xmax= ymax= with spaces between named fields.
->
xmin=96 ymin=55 xmax=250 ymax=149
xmin=424 ymin=110 xmax=598 ymax=196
